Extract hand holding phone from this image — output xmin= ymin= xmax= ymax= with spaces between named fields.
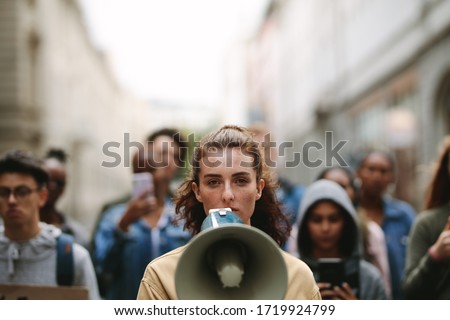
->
xmin=317 ymin=257 xmax=360 ymax=300
xmin=318 ymin=258 xmax=345 ymax=288
xmin=132 ymin=172 xmax=154 ymax=199
xmin=118 ymin=172 xmax=156 ymax=232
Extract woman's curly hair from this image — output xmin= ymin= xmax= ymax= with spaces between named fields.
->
xmin=174 ymin=125 xmax=291 ymax=247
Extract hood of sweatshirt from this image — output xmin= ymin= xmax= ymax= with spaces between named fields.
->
xmin=294 ymin=179 xmax=362 ymax=267
xmin=0 ymin=222 xmax=62 ymax=276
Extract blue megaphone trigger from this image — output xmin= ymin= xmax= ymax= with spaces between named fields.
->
xmin=201 ymin=208 xmax=243 ymax=231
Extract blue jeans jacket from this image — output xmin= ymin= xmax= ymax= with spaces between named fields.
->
xmin=382 ymin=197 xmax=416 ymax=299
xmin=276 ymin=179 xmax=305 ymax=226
xmin=93 ymin=198 xmax=191 ymax=299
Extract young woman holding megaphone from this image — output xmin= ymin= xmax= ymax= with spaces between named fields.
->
xmin=137 ymin=125 xmax=321 ymax=300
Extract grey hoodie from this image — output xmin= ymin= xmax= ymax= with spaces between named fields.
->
xmin=0 ymin=222 xmax=100 ymax=299
xmin=289 ymin=179 xmax=387 ymax=300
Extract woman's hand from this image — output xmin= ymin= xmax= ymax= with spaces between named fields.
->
xmin=428 ymin=217 xmax=450 ymax=262
xmin=118 ymin=191 xmax=157 ymax=232
xmin=318 ymin=282 xmax=358 ymax=300
xmin=331 ymin=282 xmax=358 ymax=300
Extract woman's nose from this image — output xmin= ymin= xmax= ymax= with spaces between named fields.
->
xmin=320 ymin=221 xmax=331 ymax=231
xmin=222 ymin=183 xmax=235 ymax=202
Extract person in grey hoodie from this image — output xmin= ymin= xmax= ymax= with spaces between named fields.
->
xmin=288 ymin=179 xmax=387 ymax=299
xmin=0 ymin=150 xmax=99 ymax=299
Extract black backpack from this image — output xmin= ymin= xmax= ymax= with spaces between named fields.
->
xmin=56 ymin=233 xmax=74 ymax=286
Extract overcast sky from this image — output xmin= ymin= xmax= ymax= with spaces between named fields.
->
xmin=79 ymin=0 xmax=269 ymax=107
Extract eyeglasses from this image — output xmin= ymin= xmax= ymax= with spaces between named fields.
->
xmin=0 ymin=186 xmax=40 ymax=201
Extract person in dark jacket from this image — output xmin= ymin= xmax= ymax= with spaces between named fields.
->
xmin=288 ymin=179 xmax=387 ymax=299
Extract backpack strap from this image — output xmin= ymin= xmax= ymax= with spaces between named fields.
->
xmin=56 ymin=233 xmax=75 ymax=286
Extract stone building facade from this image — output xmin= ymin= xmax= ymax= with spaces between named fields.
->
xmin=245 ymin=0 xmax=450 ymax=209
xmin=0 ymin=0 xmax=152 ymax=232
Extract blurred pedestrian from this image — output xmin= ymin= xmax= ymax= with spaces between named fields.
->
xmin=289 ymin=179 xmax=386 ymax=299
xmin=317 ymin=166 xmax=392 ymax=298
xmin=356 ymin=150 xmax=416 ymax=299
xmin=0 ymin=150 xmax=99 ymax=299
xmin=93 ymin=128 xmax=191 ymax=299
xmin=402 ymin=136 xmax=450 ymax=299
xmin=40 ymin=148 xmax=90 ymax=249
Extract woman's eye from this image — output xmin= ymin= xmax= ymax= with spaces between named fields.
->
xmin=235 ymin=178 xmax=248 ymax=184
xmin=311 ymin=217 xmax=322 ymax=224
xmin=207 ymin=180 xmax=220 ymax=186
xmin=329 ymin=216 xmax=342 ymax=223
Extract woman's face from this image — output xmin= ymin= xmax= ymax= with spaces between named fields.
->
xmin=149 ymin=135 xmax=181 ymax=183
xmin=306 ymin=201 xmax=345 ymax=256
xmin=192 ymin=147 xmax=264 ymax=225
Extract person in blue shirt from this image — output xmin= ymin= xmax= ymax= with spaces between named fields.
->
xmin=276 ymin=176 xmax=305 ymax=227
xmin=93 ymin=128 xmax=191 ymax=299
xmin=356 ymin=150 xmax=416 ymax=299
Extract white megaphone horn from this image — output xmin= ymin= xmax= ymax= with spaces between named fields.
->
xmin=175 ymin=208 xmax=288 ymax=299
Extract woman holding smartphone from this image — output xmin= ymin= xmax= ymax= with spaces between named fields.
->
xmin=288 ymin=179 xmax=387 ymax=299
xmin=93 ymin=128 xmax=191 ymax=300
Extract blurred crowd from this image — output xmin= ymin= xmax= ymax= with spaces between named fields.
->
xmin=0 ymin=124 xmax=449 ymax=300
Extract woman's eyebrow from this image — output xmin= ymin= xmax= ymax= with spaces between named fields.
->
xmin=203 ymin=173 xmax=222 ymax=178
xmin=231 ymin=172 xmax=251 ymax=177
xmin=202 ymin=172 xmax=251 ymax=178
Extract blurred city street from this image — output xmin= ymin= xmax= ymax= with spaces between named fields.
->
xmin=1 ymin=0 xmax=450 ymax=232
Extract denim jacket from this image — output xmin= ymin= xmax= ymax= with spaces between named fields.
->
xmin=276 ymin=177 xmax=305 ymax=226
xmin=382 ymin=197 xmax=416 ymax=299
xmin=93 ymin=197 xmax=191 ymax=299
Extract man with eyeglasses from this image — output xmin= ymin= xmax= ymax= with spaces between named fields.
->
xmin=0 ymin=150 xmax=100 ymax=299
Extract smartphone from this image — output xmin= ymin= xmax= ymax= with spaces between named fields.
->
xmin=132 ymin=172 xmax=154 ymax=199
xmin=318 ymin=258 xmax=360 ymax=296
xmin=317 ymin=258 xmax=346 ymax=287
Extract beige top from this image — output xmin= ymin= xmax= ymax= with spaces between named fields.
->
xmin=137 ymin=245 xmax=321 ymax=300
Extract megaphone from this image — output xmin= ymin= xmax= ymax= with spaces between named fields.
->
xmin=175 ymin=208 xmax=288 ymax=299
